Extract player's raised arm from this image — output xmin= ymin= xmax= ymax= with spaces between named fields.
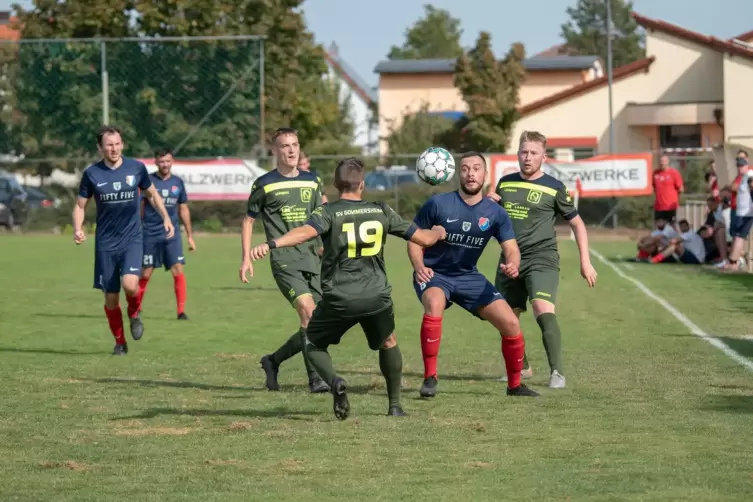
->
xmin=555 ymin=184 xmax=597 ymax=287
xmin=382 ymin=202 xmax=446 ymax=247
xmin=250 ymin=205 xmax=330 ymax=261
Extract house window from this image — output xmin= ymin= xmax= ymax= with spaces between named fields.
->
xmin=659 ymin=125 xmax=701 ymax=149
xmin=573 ymin=148 xmax=596 ymax=160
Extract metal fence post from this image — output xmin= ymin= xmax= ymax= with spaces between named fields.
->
xmin=100 ymin=40 xmax=109 ymax=125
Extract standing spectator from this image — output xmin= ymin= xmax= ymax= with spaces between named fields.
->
xmin=652 ymin=155 xmax=684 ymax=229
xmin=719 ymin=150 xmax=753 ymax=270
xmin=705 ymin=161 xmax=719 ymax=200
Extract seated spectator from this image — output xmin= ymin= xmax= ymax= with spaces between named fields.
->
xmin=635 ymin=216 xmax=678 ymax=261
xmin=649 ymin=219 xmax=706 ymax=265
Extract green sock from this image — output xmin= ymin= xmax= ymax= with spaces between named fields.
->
xmin=536 ymin=313 xmax=563 ymax=374
xmin=305 ymin=345 xmax=337 ymax=388
xmin=299 ymin=328 xmax=319 ymax=379
xmin=271 ymin=329 xmax=303 ymax=366
xmin=379 ymin=345 xmax=403 ymax=409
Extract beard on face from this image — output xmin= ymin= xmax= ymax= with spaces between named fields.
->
xmin=460 ymin=180 xmax=483 ymax=196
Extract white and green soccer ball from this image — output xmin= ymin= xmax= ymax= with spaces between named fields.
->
xmin=416 ymin=146 xmax=455 ymax=186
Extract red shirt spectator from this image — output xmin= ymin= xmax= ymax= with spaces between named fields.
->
xmin=653 ymin=155 xmax=684 ymax=213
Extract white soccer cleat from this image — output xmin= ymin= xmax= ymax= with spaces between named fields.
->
xmin=497 ymin=367 xmax=533 ymax=382
xmin=548 ymin=370 xmax=566 ymax=389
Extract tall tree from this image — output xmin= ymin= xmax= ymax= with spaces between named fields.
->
xmin=8 ymin=0 xmax=352 ymax=168
xmin=388 ymin=5 xmax=463 ymax=60
xmin=560 ymin=0 xmax=645 ymax=68
xmin=386 ymin=103 xmax=454 ymax=157
xmin=452 ymin=32 xmax=526 ymax=153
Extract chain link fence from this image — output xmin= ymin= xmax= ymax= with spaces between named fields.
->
xmin=0 ymin=36 xmax=264 ymax=174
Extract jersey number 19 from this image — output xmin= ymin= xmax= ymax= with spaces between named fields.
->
xmin=342 ymin=221 xmax=384 ymax=258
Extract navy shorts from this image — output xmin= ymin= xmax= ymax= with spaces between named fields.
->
xmin=143 ymin=237 xmax=185 ymax=270
xmin=93 ymin=242 xmax=143 ymax=293
xmin=413 ymin=271 xmax=503 ymax=316
xmin=679 ymin=249 xmax=701 ymax=264
xmin=730 ymin=215 xmax=753 ymax=239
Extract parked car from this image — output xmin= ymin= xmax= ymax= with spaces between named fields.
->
xmin=364 ymin=168 xmax=421 ymax=192
xmin=22 ymin=185 xmax=60 ymax=210
xmin=0 ymin=172 xmax=29 ymax=229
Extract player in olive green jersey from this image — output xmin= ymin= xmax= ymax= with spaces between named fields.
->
xmin=488 ymin=130 xmax=597 ymax=389
xmin=250 ymin=157 xmax=447 ymax=420
xmin=240 ymin=127 xmax=328 ymax=394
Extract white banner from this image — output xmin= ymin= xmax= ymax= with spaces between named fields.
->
xmin=136 ymin=158 xmax=267 ymax=200
xmin=488 ymin=153 xmax=654 ymax=198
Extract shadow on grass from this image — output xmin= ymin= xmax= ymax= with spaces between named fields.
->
xmin=212 ymin=286 xmax=279 ymax=292
xmin=32 ymin=312 xmax=103 ymax=320
xmin=339 ymin=369 xmax=499 ymax=382
xmin=696 ymin=268 xmax=753 ymax=315
xmin=112 ymin=407 xmax=318 ymax=421
xmin=0 ymin=347 xmax=103 ymax=355
xmin=84 ymin=377 xmax=261 ymax=392
xmin=717 ymin=337 xmax=753 ymax=359
xmin=701 ymin=394 xmax=753 ymax=414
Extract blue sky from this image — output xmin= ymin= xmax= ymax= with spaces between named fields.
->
xmin=3 ymin=0 xmax=753 ymax=87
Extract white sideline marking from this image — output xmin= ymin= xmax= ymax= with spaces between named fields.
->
xmin=590 ymin=248 xmax=753 ymax=373
xmin=616 ymin=254 xmax=635 ymax=270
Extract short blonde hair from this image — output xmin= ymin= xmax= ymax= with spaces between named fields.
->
xmin=519 ymin=130 xmax=547 ymax=150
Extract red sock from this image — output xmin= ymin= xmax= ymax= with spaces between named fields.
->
xmin=104 ymin=305 xmax=126 ymax=345
xmin=136 ymin=276 xmax=149 ymax=312
xmin=502 ymin=333 xmax=525 ymax=389
xmin=637 ymin=249 xmax=650 ymax=259
xmin=126 ymin=293 xmax=140 ymax=319
xmin=420 ymin=315 xmax=443 ymax=378
xmin=651 ymin=254 xmax=666 ymax=264
xmin=174 ymin=273 xmax=187 ymax=315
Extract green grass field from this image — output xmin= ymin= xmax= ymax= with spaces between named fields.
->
xmin=1 ymin=234 xmax=752 ymax=501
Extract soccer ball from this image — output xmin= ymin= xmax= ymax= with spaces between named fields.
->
xmin=416 ymin=146 xmax=455 ymax=186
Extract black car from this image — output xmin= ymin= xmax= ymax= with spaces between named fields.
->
xmin=0 ymin=173 xmax=29 ymax=229
xmin=22 ymin=185 xmax=59 ymax=210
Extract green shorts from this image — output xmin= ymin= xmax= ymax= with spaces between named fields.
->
xmin=273 ymin=269 xmax=322 ymax=305
xmin=495 ymin=265 xmax=559 ymax=312
xmin=306 ymin=303 xmax=395 ymax=351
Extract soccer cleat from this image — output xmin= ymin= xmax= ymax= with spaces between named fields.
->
xmin=112 ymin=343 xmax=128 ymax=356
xmin=309 ymin=375 xmax=330 ymax=393
xmin=419 ymin=376 xmax=438 ymax=398
xmin=259 ymin=355 xmax=280 ymax=391
xmin=177 ymin=312 xmax=189 ymax=321
xmin=387 ymin=406 xmax=407 ymax=417
xmin=331 ymin=377 xmax=350 ymax=420
xmin=497 ymin=367 xmax=533 ymax=382
xmin=129 ymin=315 xmax=144 ymax=341
xmin=506 ymin=383 xmax=540 ymax=397
xmin=548 ymin=370 xmax=566 ymax=389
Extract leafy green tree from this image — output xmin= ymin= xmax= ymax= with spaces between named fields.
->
xmin=560 ymin=0 xmax=645 ymax=68
xmin=388 ymin=5 xmax=463 ymax=60
xmin=386 ymin=103 xmax=454 ymax=158
xmin=452 ymin=32 xmax=526 ymax=153
xmin=8 ymin=0 xmax=352 ymax=167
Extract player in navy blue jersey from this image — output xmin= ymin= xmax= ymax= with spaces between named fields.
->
xmin=73 ymin=126 xmax=174 ymax=356
xmin=407 ymin=151 xmax=539 ymax=398
xmin=135 ymin=148 xmax=195 ymax=320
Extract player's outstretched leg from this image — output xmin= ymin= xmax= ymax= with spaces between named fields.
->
xmin=419 ymin=288 xmax=446 ymax=398
xmin=260 ymin=328 xmax=329 ymax=393
xmin=103 ymin=296 xmax=128 ymax=355
xmin=123 ymin=277 xmax=144 ymax=341
xmin=477 ymin=301 xmax=539 ymax=398
xmin=379 ymin=335 xmax=406 ymax=417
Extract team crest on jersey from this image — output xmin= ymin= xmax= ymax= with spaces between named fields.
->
xmin=161 ymin=189 xmax=169 ymax=197
xmin=171 ymin=185 xmax=179 ymax=195
xmin=462 ymin=221 xmax=471 ymax=232
xmin=300 ymin=188 xmax=312 ymax=203
xmin=527 ymin=190 xmax=542 ymax=204
xmin=125 ymin=175 xmax=135 ymax=187
xmin=478 ymin=217 xmax=490 ymax=231
xmin=113 ymin=182 xmax=121 ymax=191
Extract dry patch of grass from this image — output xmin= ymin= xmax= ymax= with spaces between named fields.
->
xmin=38 ymin=460 xmax=92 ymax=472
